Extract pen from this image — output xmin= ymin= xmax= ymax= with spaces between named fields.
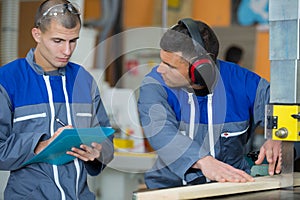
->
xmin=55 ymin=118 xmax=67 ymax=127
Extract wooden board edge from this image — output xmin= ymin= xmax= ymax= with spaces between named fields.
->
xmin=133 ymin=172 xmax=300 ymax=200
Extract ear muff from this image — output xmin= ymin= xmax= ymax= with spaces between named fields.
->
xmin=178 ymin=18 xmax=217 ymax=91
xmin=189 ymin=57 xmax=216 ymax=90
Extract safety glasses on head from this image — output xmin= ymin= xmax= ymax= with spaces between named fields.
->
xmin=36 ymin=2 xmax=81 ymax=27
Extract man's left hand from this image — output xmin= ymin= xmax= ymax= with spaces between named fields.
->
xmin=255 ymin=139 xmax=282 ymax=175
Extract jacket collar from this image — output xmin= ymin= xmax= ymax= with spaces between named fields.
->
xmin=25 ymin=48 xmax=66 ymax=76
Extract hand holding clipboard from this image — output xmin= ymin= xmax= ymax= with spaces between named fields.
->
xmin=22 ymin=126 xmax=115 ymax=166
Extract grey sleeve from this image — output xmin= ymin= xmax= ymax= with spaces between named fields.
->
xmin=253 ymin=78 xmax=270 ymax=127
xmin=0 ymin=85 xmax=43 ymax=170
xmin=137 ymin=76 xmax=204 ymax=180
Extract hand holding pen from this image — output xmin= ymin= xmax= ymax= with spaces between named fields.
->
xmin=34 ymin=118 xmax=72 ymax=154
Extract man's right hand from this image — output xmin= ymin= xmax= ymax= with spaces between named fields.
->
xmin=34 ymin=125 xmax=72 ymax=154
xmin=192 ymin=156 xmax=254 ymax=183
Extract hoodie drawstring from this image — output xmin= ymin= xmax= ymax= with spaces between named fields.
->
xmin=207 ymin=93 xmax=214 ymax=158
xmin=43 ymin=75 xmax=66 ymax=200
xmin=185 ymin=92 xmax=215 ymax=184
xmin=61 ymin=76 xmax=80 ymax=200
xmin=206 ymin=93 xmax=214 ymax=183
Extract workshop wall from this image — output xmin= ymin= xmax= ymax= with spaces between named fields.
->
xmin=18 ymin=1 xmax=41 ymax=60
xmin=192 ymin=0 xmax=231 ymax=27
xmin=254 ymin=28 xmax=270 ymax=81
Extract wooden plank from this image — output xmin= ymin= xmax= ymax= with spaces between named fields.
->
xmin=133 ymin=173 xmax=300 ymax=200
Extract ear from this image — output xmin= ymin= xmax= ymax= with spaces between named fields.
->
xmin=31 ymin=27 xmax=41 ymax=43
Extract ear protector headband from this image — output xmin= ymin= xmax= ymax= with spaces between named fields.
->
xmin=178 ymin=18 xmax=216 ymax=91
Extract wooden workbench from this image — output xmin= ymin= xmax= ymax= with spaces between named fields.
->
xmin=133 ymin=173 xmax=300 ymax=200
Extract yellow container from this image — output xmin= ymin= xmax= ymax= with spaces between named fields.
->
xmin=114 ymin=138 xmax=134 ymax=149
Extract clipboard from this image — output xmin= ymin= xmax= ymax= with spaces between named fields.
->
xmin=22 ymin=127 xmax=115 ymax=166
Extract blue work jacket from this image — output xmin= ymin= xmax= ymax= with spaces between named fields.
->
xmin=138 ymin=60 xmax=270 ymax=189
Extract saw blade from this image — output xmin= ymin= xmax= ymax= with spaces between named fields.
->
xmin=280 ymin=141 xmax=294 ymax=188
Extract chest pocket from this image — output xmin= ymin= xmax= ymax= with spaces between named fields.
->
xmin=72 ymin=103 xmax=94 ymax=128
xmin=221 ymin=126 xmax=249 ymax=138
xmin=13 ymin=104 xmax=49 ymax=134
xmin=74 ymin=112 xmax=93 ymax=128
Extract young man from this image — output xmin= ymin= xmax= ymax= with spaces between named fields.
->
xmin=0 ymin=0 xmax=113 ymax=199
xmin=138 ymin=18 xmax=281 ymax=189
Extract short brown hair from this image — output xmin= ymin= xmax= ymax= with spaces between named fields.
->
xmin=160 ymin=19 xmax=219 ymax=63
xmin=34 ymin=0 xmax=81 ymax=32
